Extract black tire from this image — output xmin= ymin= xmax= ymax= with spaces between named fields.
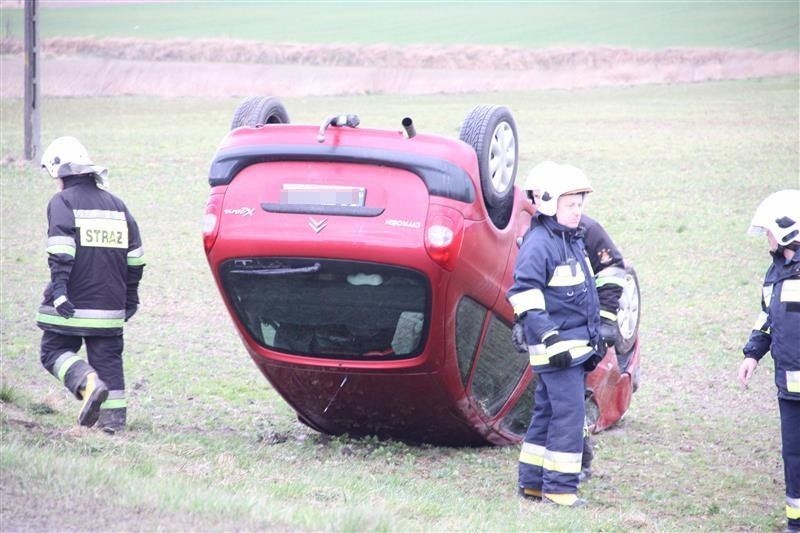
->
xmin=247 ymin=96 xmax=290 ymax=127
xmin=230 ymin=96 xmax=290 ymax=131
xmin=459 ymin=105 xmax=518 ymax=229
xmin=614 ymin=264 xmax=641 ymax=356
xmin=230 ymin=96 xmax=261 ymax=130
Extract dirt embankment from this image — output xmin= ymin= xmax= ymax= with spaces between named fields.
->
xmin=1 ymin=37 xmax=797 ymax=97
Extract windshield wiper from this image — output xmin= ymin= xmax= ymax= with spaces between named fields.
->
xmin=229 ymin=262 xmax=321 ymax=276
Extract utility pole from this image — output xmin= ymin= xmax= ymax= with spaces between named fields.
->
xmin=24 ymin=0 xmax=40 ymax=161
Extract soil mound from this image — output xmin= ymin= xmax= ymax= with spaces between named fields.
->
xmin=1 ymin=37 xmax=797 ymax=97
xmin=3 ymin=37 xmax=798 ymax=71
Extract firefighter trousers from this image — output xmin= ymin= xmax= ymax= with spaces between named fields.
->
xmin=780 ymin=398 xmax=800 ymax=528
xmin=40 ymin=330 xmax=125 ymax=402
xmin=519 ymin=364 xmax=585 ymax=494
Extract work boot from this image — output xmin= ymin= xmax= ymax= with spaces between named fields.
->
xmin=77 ymin=373 xmax=108 ymax=427
xmin=97 ymin=407 xmax=126 ymax=435
xmin=543 ymin=493 xmax=587 ymax=508
xmin=517 ymin=487 xmax=543 ymax=500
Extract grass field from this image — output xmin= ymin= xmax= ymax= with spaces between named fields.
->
xmin=1 ymin=77 xmax=798 ymax=530
xmin=1 ymin=1 xmax=798 ymax=50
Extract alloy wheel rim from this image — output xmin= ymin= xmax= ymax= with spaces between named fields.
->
xmin=488 ymin=121 xmax=516 ymax=193
xmin=618 ymin=273 xmax=640 ymax=338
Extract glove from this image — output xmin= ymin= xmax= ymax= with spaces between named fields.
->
xmin=599 ymin=317 xmax=618 ymax=347
xmin=544 ymin=333 xmax=572 ymax=369
xmin=511 ymin=321 xmax=528 ymax=354
xmin=125 ymin=288 xmax=140 ymax=322
xmin=583 ymin=352 xmax=603 ymax=371
xmin=52 ymin=284 xmax=75 ymax=318
xmin=124 ymin=304 xmax=138 ymax=322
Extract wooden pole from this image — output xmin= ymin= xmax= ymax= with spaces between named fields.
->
xmin=24 ymin=0 xmax=40 ymax=161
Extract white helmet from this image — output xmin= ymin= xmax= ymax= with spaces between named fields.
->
xmin=527 ymin=161 xmax=593 ymax=216
xmin=41 ymin=136 xmax=108 ymax=186
xmin=748 ymin=189 xmax=800 ymax=246
xmin=522 ymin=161 xmax=560 ymax=203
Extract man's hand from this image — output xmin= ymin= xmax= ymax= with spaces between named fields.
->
xmin=125 ymin=304 xmax=138 ymax=322
xmin=544 ymin=333 xmax=572 ymax=368
xmin=738 ymin=357 xmax=758 ymax=388
xmin=599 ymin=318 xmax=618 ymax=347
xmin=549 ymin=351 xmax=572 ymax=368
xmin=583 ymin=351 xmax=604 ymax=372
xmin=53 ymin=293 xmax=75 ymax=318
xmin=511 ymin=321 xmax=528 ymax=354
xmin=593 ymin=338 xmax=608 ymax=361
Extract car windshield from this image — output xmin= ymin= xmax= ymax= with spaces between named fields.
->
xmin=220 ymin=258 xmax=430 ymax=360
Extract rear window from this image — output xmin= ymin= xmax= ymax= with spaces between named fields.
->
xmin=220 ymin=258 xmax=430 ymax=360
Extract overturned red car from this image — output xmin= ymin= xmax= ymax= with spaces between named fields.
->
xmin=203 ymin=96 xmax=641 ymax=445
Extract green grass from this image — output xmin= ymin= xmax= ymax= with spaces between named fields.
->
xmin=0 ymin=1 xmax=797 ymax=50
xmin=0 ymin=383 xmax=18 ymax=404
xmin=1 ymin=78 xmax=799 ymax=530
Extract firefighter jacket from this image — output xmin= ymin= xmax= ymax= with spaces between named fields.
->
xmin=526 ymin=215 xmax=627 ymax=323
xmin=507 ymin=215 xmax=601 ymax=373
xmin=743 ymin=251 xmax=800 ymax=400
xmin=582 ymin=215 xmax=626 ymax=322
xmin=36 ymin=174 xmax=145 ymax=337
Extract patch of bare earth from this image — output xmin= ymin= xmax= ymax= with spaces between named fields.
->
xmin=0 ymin=37 xmax=798 ymax=97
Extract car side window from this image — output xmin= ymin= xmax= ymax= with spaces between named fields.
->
xmin=499 ymin=377 xmax=536 ymax=436
xmin=471 ymin=314 xmax=529 ymax=417
xmin=455 ymin=297 xmax=485 ymax=386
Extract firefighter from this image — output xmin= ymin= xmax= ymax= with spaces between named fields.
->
xmin=512 ymin=160 xmax=629 ymax=482
xmin=738 ymin=189 xmax=800 ymax=533
xmin=36 ymin=136 xmax=145 ymax=434
xmin=506 ymin=162 xmax=603 ymax=507
xmin=520 ymin=162 xmax=627 ymax=344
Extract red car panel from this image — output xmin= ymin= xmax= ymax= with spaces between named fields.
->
xmin=204 ymin=101 xmax=641 ymax=445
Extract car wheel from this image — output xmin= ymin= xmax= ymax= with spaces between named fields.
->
xmin=230 ymin=96 xmax=290 ymax=131
xmin=614 ymin=264 xmax=641 ymax=355
xmin=459 ymin=105 xmax=518 ymax=229
xmin=230 ymin=96 xmax=261 ymax=130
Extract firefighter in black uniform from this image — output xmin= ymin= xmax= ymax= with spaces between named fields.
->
xmin=36 ymin=137 xmax=145 ymax=433
xmin=507 ymin=163 xmax=603 ymax=507
xmin=582 ymin=215 xmax=627 ymax=351
xmin=738 ymin=189 xmax=800 ymax=533
xmin=512 ymin=161 xmax=628 ymax=482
